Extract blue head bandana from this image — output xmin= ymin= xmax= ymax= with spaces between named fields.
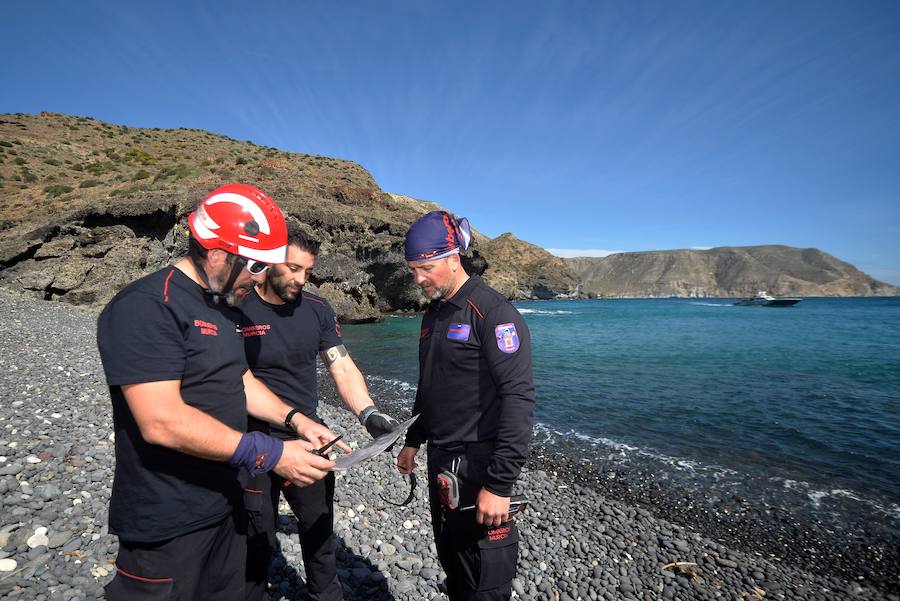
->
xmin=404 ymin=211 xmax=472 ymax=262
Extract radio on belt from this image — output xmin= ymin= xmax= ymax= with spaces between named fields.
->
xmin=436 ymin=470 xmax=461 ymax=509
xmin=436 ymin=470 xmax=530 ymax=515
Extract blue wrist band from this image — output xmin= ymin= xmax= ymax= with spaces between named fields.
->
xmin=228 ymin=432 xmax=284 ymax=476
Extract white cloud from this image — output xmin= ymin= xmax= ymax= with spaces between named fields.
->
xmin=690 ymin=246 xmax=713 ymax=250
xmin=546 ymin=248 xmax=625 ymax=258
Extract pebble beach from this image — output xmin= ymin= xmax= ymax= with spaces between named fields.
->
xmin=0 ymin=291 xmax=896 ymax=601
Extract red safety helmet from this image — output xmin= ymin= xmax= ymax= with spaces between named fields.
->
xmin=188 ymin=184 xmax=288 ymax=264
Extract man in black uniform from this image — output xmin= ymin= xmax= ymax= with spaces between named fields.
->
xmin=241 ymin=223 xmax=398 ymax=601
xmin=396 ymin=211 xmax=535 ymax=601
xmin=97 ymin=184 xmax=349 ymax=601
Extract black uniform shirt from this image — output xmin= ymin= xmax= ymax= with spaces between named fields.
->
xmin=96 ymin=267 xmax=248 ymax=543
xmin=405 ymin=274 xmax=535 ymax=496
xmin=240 ymin=289 xmax=342 ymax=439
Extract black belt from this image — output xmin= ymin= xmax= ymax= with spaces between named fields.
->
xmin=428 ymin=440 xmax=495 ymax=455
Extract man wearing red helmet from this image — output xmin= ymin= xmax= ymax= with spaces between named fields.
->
xmin=97 ymin=184 xmax=350 ymax=601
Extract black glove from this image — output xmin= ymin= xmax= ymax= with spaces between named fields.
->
xmin=359 ymin=406 xmax=400 ymax=439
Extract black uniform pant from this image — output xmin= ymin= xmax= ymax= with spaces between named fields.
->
xmin=106 ymin=511 xmax=246 ymax=601
xmin=245 ymin=470 xmax=343 ymax=601
xmin=427 ymin=446 xmax=520 ymax=601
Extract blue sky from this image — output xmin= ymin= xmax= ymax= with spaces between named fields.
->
xmin=2 ymin=1 xmax=899 ymax=283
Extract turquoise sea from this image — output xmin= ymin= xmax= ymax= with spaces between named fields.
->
xmin=341 ymin=297 xmax=900 ymax=531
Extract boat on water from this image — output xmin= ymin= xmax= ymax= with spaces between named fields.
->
xmin=733 ymin=291 xmax=802 ymax=307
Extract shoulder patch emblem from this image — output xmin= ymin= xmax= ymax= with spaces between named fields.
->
xmin=495 ymin=323 xmax=520 ymax=353
xmin=447 ymin=323 xmax=471 ymax=341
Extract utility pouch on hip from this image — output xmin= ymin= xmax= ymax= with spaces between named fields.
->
xmin=436 ymin=470 xmax=461 ymax=510
xmin=458 ymin=520 xmax=520 ymax=591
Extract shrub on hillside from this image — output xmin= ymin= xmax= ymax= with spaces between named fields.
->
xmin=125 ymin=147 xmax=156 ymax=165
xmin=85 ymin=161 xmax=113 ymax=175
xmin=153 ymin=164 xmax=192 ymax=182
xmin=79 ymin=179 xmax=100 ymax=188
xmin=44 ymin=184 xmax=73 ymax=198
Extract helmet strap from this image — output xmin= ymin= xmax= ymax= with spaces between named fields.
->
xmin=189 ymin=253 xmax=235 ymax=305
xmin=220 ymin=257 xmax=245 ymax=300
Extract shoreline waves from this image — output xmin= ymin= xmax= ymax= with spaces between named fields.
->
xmin=0 ymin=291 xmax=896 ymax=600
xmin=321 ymin=372 xmax=900 ymax=599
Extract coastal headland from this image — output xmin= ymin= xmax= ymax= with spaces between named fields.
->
xmin=1 ymin=113 xmax=897 ymax=325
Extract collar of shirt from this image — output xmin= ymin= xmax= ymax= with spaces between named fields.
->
xmin=431 ymin=274 xmax=482 ymax=312
xmin=250 ymin=287 xmax=301 ymax=314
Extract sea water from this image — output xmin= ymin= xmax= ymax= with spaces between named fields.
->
xmin=341 ymin=297 xmax=900 ymax=530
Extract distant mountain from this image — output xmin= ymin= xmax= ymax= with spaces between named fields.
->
xmin=566 ymin=246 xmax=899 ymax=297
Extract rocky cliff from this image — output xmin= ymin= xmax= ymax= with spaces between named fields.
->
xmin=567 ymin=246 xmax=899 ymax=297
xmin=1 ymin=113 xmax=894 ymax=318
xmin=478 ymin=233 xmax=580 ymax=299
xmin=0 ymin=112 xmax=579 ymax=320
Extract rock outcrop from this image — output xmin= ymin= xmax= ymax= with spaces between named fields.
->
xmin=0 ymin=112 xmax=579 ymax=320
xmin=478 ymin=233 xmax=581 ymax=299
xmin=1 ymin=113 xmax=894 ymax=317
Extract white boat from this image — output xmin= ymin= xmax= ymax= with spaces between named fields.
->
xmin=733 ymin=291 xmax=801 ymax=307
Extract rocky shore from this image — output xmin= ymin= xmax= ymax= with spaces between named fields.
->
xmin=0 ymin=291 xmax=896 ymax=601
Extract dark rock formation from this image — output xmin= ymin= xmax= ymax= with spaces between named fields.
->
xmin=0 ymin=113 xmax=578 ymax=320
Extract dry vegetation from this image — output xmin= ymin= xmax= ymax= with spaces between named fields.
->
xmin=0 ymin=112 xmax=397 ymax=229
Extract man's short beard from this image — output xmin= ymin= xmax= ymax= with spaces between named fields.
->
xmin=211 ymin=282 xmax=249 ymax=307
xmin=206 ymin=256 xmax=248 ymax=307
xmin=268 ymin=270 xmax=301 ymax=303
xmin=430 ymin=284 xmax=454 ymax=300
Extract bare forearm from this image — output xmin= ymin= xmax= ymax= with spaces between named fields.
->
xmin=329 ymin=356 xmax=374 ymax=415
xmin=151 ymin=405 xmax=243 ymax=460
xmin=244 ymin=371 xmax=293 ymax=425
xmin=123 ymin=382 xmax=242 ymax=461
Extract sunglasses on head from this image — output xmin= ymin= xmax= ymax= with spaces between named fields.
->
xmin=246 ymin=259 xmax=269 ymax=275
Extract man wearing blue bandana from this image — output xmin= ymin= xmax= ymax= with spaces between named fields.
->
xmin=397 ymin=211 xmax=535 ymax=601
